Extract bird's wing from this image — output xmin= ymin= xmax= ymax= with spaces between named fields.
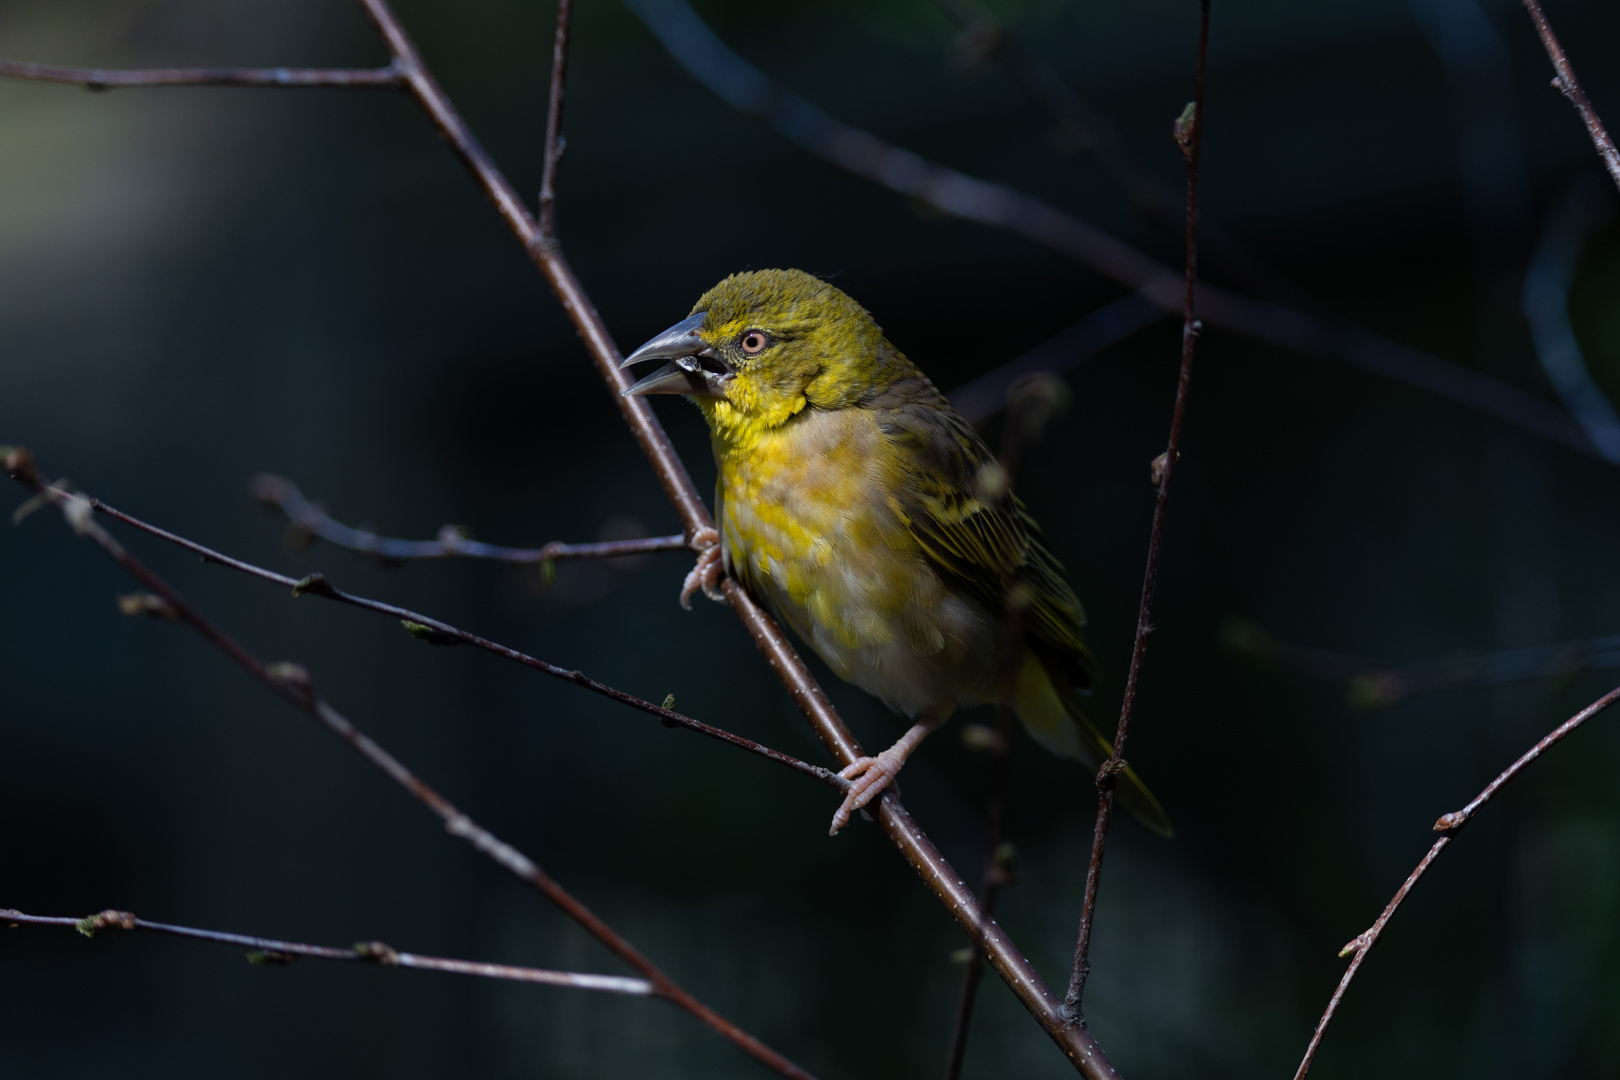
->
xmin=869 ymin=377 xmax=1096 ymax=688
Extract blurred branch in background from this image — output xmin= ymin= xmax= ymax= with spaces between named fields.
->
xmin=1222 ymin=617 xmax=1620 ymax=708
xmin=250 ymin=473 xmax=687 ymax=567
xmin=928 ymin=0 xmax=1315 ymax=311
xmin=1291 ymin=680 xmax=1620 ymax=1080
xmin=621 ymin=0 xmax=1602 ymax=461
xmin=1524 ymin=182 xmax=1620 ymax=462
xmin=1518 ymin=0 xmax=1620 ymax=194
xmin=3 ymin=909 xmax=655 ymax=996
xmin=3 ymin=449 xmax=815 ymax=1080
xmin=1068 ymin=4 xmax=1209 ymax=1014
xmin=0 ymin=58 xmax=403 ymax=89
xmin=20 ymin=473 xmax=844 ymax=788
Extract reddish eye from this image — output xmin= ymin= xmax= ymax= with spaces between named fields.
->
xmin=739 ymin=331 xmax=769 ymax=355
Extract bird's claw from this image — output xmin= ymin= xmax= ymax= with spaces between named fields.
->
xmin=828 ymin=750 xmax=906 ymax=836
xmin=679 ymin=526 xmax=725 ymax=610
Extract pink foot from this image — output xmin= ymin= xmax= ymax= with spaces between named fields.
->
xmin=829 ymin=749 xmax=909 ymax=835
xmin=679 ymin=526 xmax=725 ymax=610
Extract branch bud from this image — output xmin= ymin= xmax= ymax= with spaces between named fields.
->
xmin=117 ymin=592 xmax=179 ymax=621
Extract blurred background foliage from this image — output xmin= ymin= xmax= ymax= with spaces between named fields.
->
xmin=3 ymin=0 xmax=1619 ymax=1076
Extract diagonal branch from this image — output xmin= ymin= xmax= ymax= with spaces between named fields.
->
xmin=252 ymin=473 xmax=687 ymax=566
xmin=624 ymin=0 xmax=1601 ymax=463
xmin=28 ymin=476 xmax=842 ymax=790
xmin=0 ymin=59 xmax=403 ymax=89
xmin=1067 ymin=0 xmax=1211 ymax=1014
xmin=1290 ymin=681 xmax=1620 ymax=1079
xmin=4 ymin=908 xmax=654 ymax=996
xmin=3 ymin=448 xmax=814 ymax=1080
xmin=1517 ymin=0 xmax=1620 ymax=194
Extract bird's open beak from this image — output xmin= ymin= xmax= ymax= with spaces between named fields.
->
xmin=620 ymin=311 xmax=733 ymax=397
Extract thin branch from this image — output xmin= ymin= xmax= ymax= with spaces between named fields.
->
xmin=31 ymin=478 xmax=842 ymax=791
xmin=0 ymin=59 xmax=403 ymax=90
xmin=537 ymin=0 xmax=574 ymax=241
xmin=1067 ymin=1 xmax=1210 ymax=1013
xmin=1223 ymin=617 xmax=1620 ymax=708
xmin=1518 ymin=0 xmax=1620 ymax=194
xmin=3 ymin=449 xmax=814 ymax=1080
xmin=252 ymin=473 xmax=687 ymax=566
xmin=1291 ymin=681 xmax=1620 ymax=1079
xmin=3 ymin=908 xmax=653 ymax=996
xmin=8 ymin=1 xmax=1122 ymax=1068
xmin=624 ymin=0 xmax=1602 ymax=463
xmin=1524 ymin=184 xmax=1620 ymax=462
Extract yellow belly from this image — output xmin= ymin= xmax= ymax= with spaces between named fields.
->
xmin=716 ymin=407 xmax=999 ymax=719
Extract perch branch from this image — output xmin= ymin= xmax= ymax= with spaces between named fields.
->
xmin=3 ymin=449 xmax=814 ymax=1080
xmin=3 ymin=908 xmax=653 ymax=995
xmin=624 ymin=0 xmax=1600 ymax=463
xmin=252 ymin=473 xmax=687 ymax=565
xmin=1067 ymin=1 xmax=1209 ymax=1013
xmin=1517 ymin=0 xmax=1620 ymax=194
xmin=1291 ymin=681 xmax=1620 ymax=1080
xmin=537 ymin=0 xmax=573 ymax=241
xmin=0 ymin=59 xmax=403 ymax=89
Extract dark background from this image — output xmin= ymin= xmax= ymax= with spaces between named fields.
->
xmin=4 ymin=0 xmax=1620 ymax=1076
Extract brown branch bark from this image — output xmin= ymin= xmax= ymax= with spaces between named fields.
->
xmin=0 ymin=59 xmax=403 ymax=89
xmin=1067 ymin=0 xmax=1210 ymax=1014
xmin=4 ymin=449 xmax=814 ymax=1080
xmin=3 ymin=908 xmax=654 ymax=995
xmin=1518 ymin=0 xmax=1620 ymax=194
xmin=1290 ymin=681 xmax=1620 ymax=1079
xmin=252 ymin=473 xmax=687 ymax=565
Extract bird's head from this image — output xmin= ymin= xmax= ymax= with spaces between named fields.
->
xmin=621 ymin=269 xmax=903 ymax=445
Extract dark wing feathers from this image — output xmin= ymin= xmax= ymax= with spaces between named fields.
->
xmin=870 ymin=375 xmax=1095 ymax=688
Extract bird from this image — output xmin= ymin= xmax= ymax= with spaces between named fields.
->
xmin=620 ymin=268 xmax=1171 ymax=838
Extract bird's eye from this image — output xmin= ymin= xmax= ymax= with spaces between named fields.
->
xmin=739 ymin=330 xmax=770 ymax=355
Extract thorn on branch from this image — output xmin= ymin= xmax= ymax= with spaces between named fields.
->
xmin=353 ymin=940 xmax=401 ymax=965
xmin=76 ymin=909 xmax=136 ymax=938
xmin=400 ymin=620 xmax=462 ymax=646
xmin=117 ymin=592 xmax=179 ymax=621
xmin=292 ymin=572 xmax=339 ymax=599
xmin=1173 ymin=100 xmax=1199 ymax=159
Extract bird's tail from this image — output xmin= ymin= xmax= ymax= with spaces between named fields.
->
xmin=1011 ymin=652 xmax=1175 ymax=839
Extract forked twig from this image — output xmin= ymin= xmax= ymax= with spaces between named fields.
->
xmin=252 ymin=473 xmax=687 ymax=566
xmin=3 ymin=449 xmax=814 ymax=1080
xmin=1518 ymin=0 xmax=1620 ymax=194
xmin=1067 ymin=0 xmax=1210 ymax=1014
xmin=4 ymin=908 xmax=654 ymax=996
xmin=1290 ymin=681 xmax=1620 ymax=1079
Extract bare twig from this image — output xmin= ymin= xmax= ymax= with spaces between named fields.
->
xmin=1067 ymin=1 xmax=1210 ymax=1014
xmin=1524 ymin=184 xmax=1620 ymax=462
xmin=3 ymin=908 xmax=654 ymax=995
xmin=537 ymin=0 xmax=574 ymax=241
xmin=252 ymin=474 xmax=686 ymax=566
xmin=36 ymin=479 xmax=842 ymax=790
xmin=625 ymin=0 xmax=1600 ymax=463
xmin=4 ymin=448 xmax=815 ymax=1080
xmin=7 ymin=1 xmax=1122 ymax=1069
xmin=1223 ymin=617 xmax=1620 ymax=708
xmin=0 ymin=59 xmax=402 ymax=90
xmin=1517 ymin=0 xmax=1620 ymax=194
xmin=1291 ymin=681 xmax=1620 ymax=1079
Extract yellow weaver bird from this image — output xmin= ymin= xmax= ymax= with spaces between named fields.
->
xmin=623 ymin=269 xmax=1171 ymax=838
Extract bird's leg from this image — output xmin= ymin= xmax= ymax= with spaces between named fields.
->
xmin=829 ymin=717 xmax=943 ymax=836
xmin=679 ymin=526 xmax=725 ymax=610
